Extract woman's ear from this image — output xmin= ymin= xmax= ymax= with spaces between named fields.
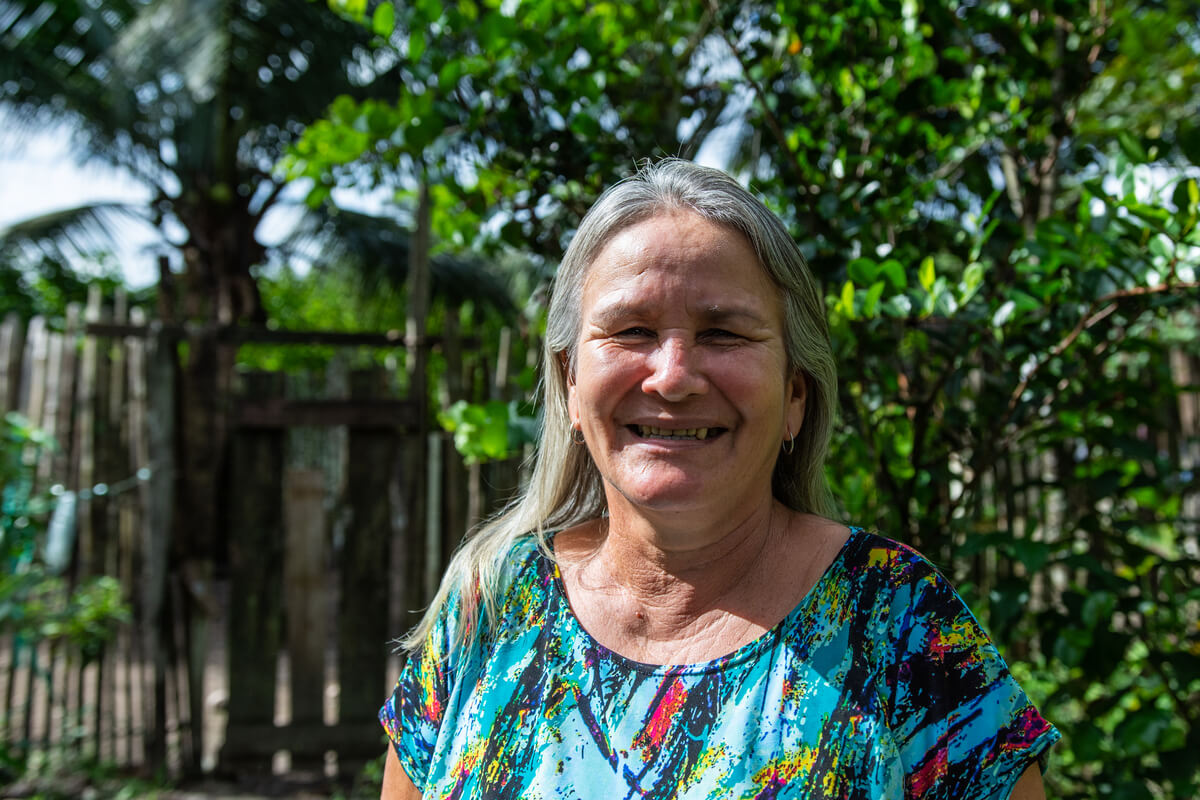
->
xmin=558 ymin=350 xmax=574 ymax=386
xmin=785 ymin=371 xmax=808 ymax=441
xmin=561 ymin=350 xmax=580 ymax=429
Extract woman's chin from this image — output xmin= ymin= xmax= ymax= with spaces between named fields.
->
xmin=603 ymin=475 xmax=742 ymax=518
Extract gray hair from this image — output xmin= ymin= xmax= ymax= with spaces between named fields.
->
xmin=402 ymin=158 xmax=837 ymax=652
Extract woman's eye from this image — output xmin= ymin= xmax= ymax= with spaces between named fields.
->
xmin=702 ymin=328 xmax=741 ymax=341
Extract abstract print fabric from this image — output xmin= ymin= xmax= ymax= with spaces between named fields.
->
xmin=380 ymin=528 xmax=1059 ymax=799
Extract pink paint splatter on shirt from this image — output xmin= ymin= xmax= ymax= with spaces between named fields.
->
xmin=633 ymin=676 xmax=687 ymax=754
xmin=907 ymin=742 xmax=949 ymax=796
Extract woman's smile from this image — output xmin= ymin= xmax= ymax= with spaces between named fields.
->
xmin=628 ymin=425 xmax=724 ymax=441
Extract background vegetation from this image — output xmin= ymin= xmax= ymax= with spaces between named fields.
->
xmin=2 ymin=0 xmax=1198 ymax=797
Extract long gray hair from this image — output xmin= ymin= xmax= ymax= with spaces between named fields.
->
xmin=401 ymin=158 xmax=837 ymax=652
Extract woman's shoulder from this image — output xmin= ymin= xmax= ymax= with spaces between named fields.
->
xmin=492 ymin=532 xmax=551 ymax=592
xmin=812 ymin=526 xmax=969 ymax=628
xmin=840 ymin=527 xmax=948 ymax=585
xmin=488 ymin=532 xmax=561 ymax=631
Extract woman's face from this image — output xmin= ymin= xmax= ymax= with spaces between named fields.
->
xmin=567 ymin=210 xmax=806 ymax=523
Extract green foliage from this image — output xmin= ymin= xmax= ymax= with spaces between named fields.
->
xmin=244 ymin=258 xmax=535 ymax=429
xmin=331 ymin=749 xmax=388 ymax=799
xmin=437 ymin=399 xmax=538 ymax=464
xmin=0 ymin=750 xmax=169 ymax=800
xmin=239 ymin=264 xmax=409 ymax=373
xmin=0 ymin=255 xmax=127 ymax=328
xmin=1 ymin=414 xmax=57 ymax=568
xmin=290 ymin=0 xmax=1199 ymax=795
xmin=733 ymin=4 xmax=1200 ymax=792
xmin=291 ymin=0 xmax=714 ymax=258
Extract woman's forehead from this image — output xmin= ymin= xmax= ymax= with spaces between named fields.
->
xmin=582 ymin=212 xmax=769 ymax=290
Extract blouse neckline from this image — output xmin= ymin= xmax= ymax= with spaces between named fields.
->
xmin=540 ymin=526 xmax=864 ymax=676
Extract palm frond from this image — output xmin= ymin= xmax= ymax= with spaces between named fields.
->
xmin=0 ymin=202 xmax=150 ymax=264
xmin=278 ymin=206 xmax=517 ymax=317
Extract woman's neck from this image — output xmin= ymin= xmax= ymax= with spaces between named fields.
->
xmin=593 ymin=500 xmax=780 ymax=615
xmin=554 ymin=498 xmax=810 ymax=664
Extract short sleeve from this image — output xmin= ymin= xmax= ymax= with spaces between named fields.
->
xmin=378 ymin=592 xmax=462 ymax=790
xmin=876 ymin=550 xmax=1059 ymax=800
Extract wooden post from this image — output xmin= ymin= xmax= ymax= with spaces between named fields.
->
xmin=54 ymin=304 xmax=81 ymax=488
xmin=400 ymin=180 xmax=431 ymax=626
xmin=283 ymin=469 xmax=328 ymax=734
xmin=140 ymin=322 xmax=176 ymax=772
xmin=20 ymin=316 xmax=47 ymax=427
xmin=219 ymin=372 xmax=285 ymax=773
xmin=425 ymin=432 xmax=443 ymax=602
xmin=440 ymin=308 xmax=468 ymax=570
xmin=7 ymin=317 xmax=47 ymax=758
xmin=94 ymin=291 xmax=127 ymax=763
xmin=177 ymin=320 xmax=236 ymax=774
xmin=339 ymin=368 xmax=397 ymax=769
xmin=71 ymin=288 xmax=102 ymax=760
xmin=119 ymin=307 xmax=147 ymax=766
xmin=0 ymin=311 xmax=23 ymax=414
xmin=76 ymin=288 xmax=102 ymax=577
xmin=15 ymin=317 xmax=51 ymax=760
xmin=493 ymin=327 xmax=512 ymax=399
xmin=488 ymin=326 xmax=521 ymax=521
xmin=110 ymin=290 xmax=127 ymax=451
xmin=92 ymin=289 xmax=116 ymax=761
xmin=35 ymin=330 xmax=64 ymax=489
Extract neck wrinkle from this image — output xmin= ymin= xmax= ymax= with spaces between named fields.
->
xmin=591 ymin=499 xmax=780 ymax=624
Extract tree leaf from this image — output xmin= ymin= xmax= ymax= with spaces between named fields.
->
xmin=918 ymin=255 xmax=935 ymax=292
xmin=372 ymin=2 xmax=396 ymax=37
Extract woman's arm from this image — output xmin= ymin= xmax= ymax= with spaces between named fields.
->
xmin=381 ymin=746 xmax=423 ymax=800
xmin=1010 ymin=762 xmax=1046 ymax=800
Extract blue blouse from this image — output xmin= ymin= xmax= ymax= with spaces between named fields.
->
xmin=381 ymin=528 xmax=1058 ymax=798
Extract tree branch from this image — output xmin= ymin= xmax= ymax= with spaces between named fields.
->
xmin=707 ymin=0 xmax=809 ymax=194
xmin=1000 ymin=280 xmax=1200 ymax=436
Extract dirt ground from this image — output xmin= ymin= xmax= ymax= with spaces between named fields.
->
xmin=2 ymin=773 xmax=374 ymax=800
xmin=159 ymin=777 xmax=356 ymax=799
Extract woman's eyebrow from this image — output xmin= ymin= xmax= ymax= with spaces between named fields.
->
xmin=588 ymin=302 xmax=772 ymax=328
xmin=701 ymin=305 xmax=771 ymax=327
xmin=587 ymin=300 xmax=654 ymax=326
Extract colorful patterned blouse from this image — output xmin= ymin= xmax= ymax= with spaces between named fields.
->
xmin=380 ymin=527 xmax=1058 ymax=799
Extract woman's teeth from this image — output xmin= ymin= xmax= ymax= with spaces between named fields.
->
xmin=636 ymin=425 xmax=710 ymax=440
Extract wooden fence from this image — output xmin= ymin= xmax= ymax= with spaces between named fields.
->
xmin=0 ymin=289 xmax=523 ymax=779
xmin=2 ymin=285 xmax=1195 ymax=782
xmin=0 ymin=289 xmax=173 ymax=774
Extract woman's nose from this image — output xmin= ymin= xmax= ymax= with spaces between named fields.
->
xmin=642 ymin=337 xmax=706 ymax=401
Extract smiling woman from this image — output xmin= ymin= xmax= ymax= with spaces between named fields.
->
xmin=379 ymin=159 xmax=1058 ymax=799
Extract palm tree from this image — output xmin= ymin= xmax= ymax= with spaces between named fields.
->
xmin=1 ymin=0 xmax=399 ymax=317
